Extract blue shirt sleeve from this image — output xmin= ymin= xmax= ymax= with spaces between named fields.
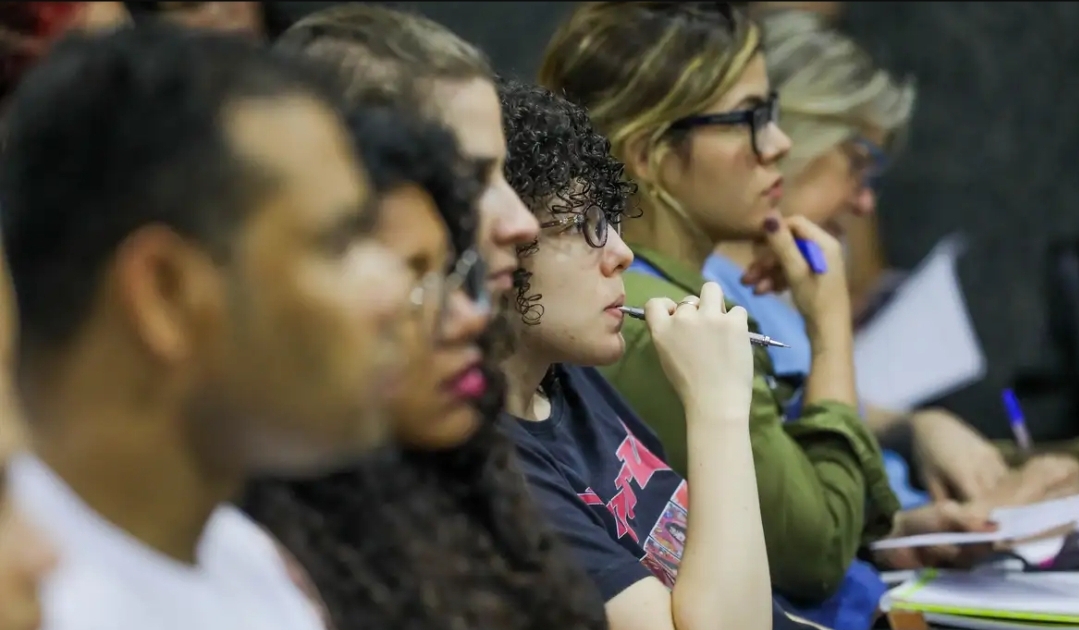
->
xmin=513 ymin=437 xmax=654 ymax=602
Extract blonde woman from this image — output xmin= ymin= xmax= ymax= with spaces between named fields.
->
xmin=540 ymin=3 xmax=997 ymax=628
xmin=707 ymin=9 xmax=1079 ymax=512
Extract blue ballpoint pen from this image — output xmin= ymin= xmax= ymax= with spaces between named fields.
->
xmin=795 ymin=238 xmax=828 ymax=275
xmin=1001 ymin=388 xmax=1033 ymax=452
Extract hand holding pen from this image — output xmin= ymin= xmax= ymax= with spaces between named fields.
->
xmin=644 ymin=283 xmax=756 ymax=417
xmin=619 ymin=306 xmax=788 ymax=348
xmin=740 ymin=214 xmax=851 ymax=331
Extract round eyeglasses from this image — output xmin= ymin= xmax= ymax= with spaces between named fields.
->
xmin=667 ymin=92 xmax=781 ymax=159
xmin=409 ymin=247 xmax=489 ymax=338
xmin=538 ymin=204 xmax=621 ymax=249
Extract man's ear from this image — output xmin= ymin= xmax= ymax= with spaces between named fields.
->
xmin=113 ymin=225 xmax=222 ymax=366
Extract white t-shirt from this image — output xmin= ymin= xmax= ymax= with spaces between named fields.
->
xmin=8 ymin=453 xmax=328 ymax=630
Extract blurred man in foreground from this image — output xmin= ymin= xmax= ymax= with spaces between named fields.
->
xmin=1 ymin=24 xmax=410 ymax=629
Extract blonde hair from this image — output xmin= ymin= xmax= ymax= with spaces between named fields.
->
xmin=539 ymin=2 xmax=760 ymax=241
xmin=274 ymin=4 xmax=492 ymax=116
xmin=761 ymin=10 xmax=916 ymax=175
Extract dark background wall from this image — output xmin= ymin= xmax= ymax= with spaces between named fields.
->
xmin=275 ymin=1 xmax=1079 ymax=442
xmin=842 ymin=2 xmax=1079 ymax=441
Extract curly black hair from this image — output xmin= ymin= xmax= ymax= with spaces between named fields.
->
xmin=242 ymin=105 xmax=608 ymax=630
xmin=498 ymin=77 xmax=638 ymax=326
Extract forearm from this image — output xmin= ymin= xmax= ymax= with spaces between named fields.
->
xmin=804 ymin=318 xmax=857 ymax=407
xmin=754 ymin=427 xmax=866 ymax=600
xmin=673 ymin=402 xmax=771 ymax=630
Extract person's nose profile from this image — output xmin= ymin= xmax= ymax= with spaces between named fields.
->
xmin=488 ymin=179 xmax=539 ymax=247
xmin=602 ymin=229 xmax=634 ymax=276
xmin=762 ymin=122 xmax=793 ymax=163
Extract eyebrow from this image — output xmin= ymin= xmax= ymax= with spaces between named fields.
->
xmin=733 ymin=93 xmax=768 ymax=109
xmin=322 ymin=202 xmax=375 ymax=242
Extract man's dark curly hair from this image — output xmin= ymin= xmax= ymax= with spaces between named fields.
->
xmin=242 ymin=105 xmax=608 ymax=630
xmin=498 ymin=77 xmax=638 ymax=325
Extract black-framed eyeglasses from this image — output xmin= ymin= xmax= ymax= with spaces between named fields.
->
xmin=846 ymin=136 xmax=891 ymax=192
xmin=667 ymin=92 xmax=780 ymax=159
xmin=538 ymin=204 xmax=620 ymax=249
xmin=410 ymin=247 xmax=489 ymax=338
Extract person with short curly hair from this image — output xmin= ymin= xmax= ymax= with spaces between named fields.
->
xmin=497 ymin=77 xmax=823 ymax=630
xmin=243 ymin=103 xmax=609 ymax=630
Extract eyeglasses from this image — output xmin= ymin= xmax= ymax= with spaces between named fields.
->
xmin=667 ymin=92 xmax=781 ymax=159
xmin=409 ymin=247 xmax=489 ymax=338
xmin=845 ymin=136 xmax=891 ymax=192
xmin=539 ymin=204 xmax=620 ymax=249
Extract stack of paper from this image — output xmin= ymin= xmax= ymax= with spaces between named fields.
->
xmin=870 ymin=493 xmax=1079 ymax=551
xmin=882 ymin=570 xmax=1079 ymax=628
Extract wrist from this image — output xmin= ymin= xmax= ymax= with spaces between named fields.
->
xmin=807 ymin=291 xmax=854 ymax=330
xmin=682 ymin=395 xmax=750 ymax=427
xmin=806 ymin=316 xmax=853 ymax=354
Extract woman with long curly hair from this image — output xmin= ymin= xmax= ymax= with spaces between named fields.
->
xmin=243 ymin=103 xmax=609 ymax=630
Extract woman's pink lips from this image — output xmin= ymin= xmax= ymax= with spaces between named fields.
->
xmin=767 ymin=181 xmax=783 ymax=200
xmin=447 ymin=365 xmax=487 ymax=400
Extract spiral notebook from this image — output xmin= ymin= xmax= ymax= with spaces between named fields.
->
xmin=882 ymin=570 xmax=1079 ymax=627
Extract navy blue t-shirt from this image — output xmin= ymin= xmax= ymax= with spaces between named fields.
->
xmin=502 ymin=365 xmax=831 ymax=630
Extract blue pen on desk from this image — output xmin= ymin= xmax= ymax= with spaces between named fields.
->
xmin=795 ymin=238 xmax=828 ymax=274
xmin=1002 ymin=388 xmax=1033 ymax=452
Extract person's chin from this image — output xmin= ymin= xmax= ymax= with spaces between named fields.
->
xmin=586 ymin=334 xmax=626 ymax=367
xmin=740 ymin=202 xmax=780 ymax=237
xmin=397 ymin=405 xmax=483 ymax=451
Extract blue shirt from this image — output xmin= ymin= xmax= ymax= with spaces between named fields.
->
xmin=502 ymin=365 xmax=844 ymax=630
xmin=702 ymin=254 xmax=812 ymax=380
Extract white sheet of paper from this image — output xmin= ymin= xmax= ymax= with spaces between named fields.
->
xmin=883 ymin=570 xmax=1079 ymax=617
xmin=871 ymin=493 xmax=1079 ymax=550
xmin=853 ymin=234 xmax=986 ymax=411
xmin=1010 ymin=534 xmax=1069 ymax=565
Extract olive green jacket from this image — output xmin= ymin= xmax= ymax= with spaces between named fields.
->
xmin=600 ymin=245 xmax=900 ymax=603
